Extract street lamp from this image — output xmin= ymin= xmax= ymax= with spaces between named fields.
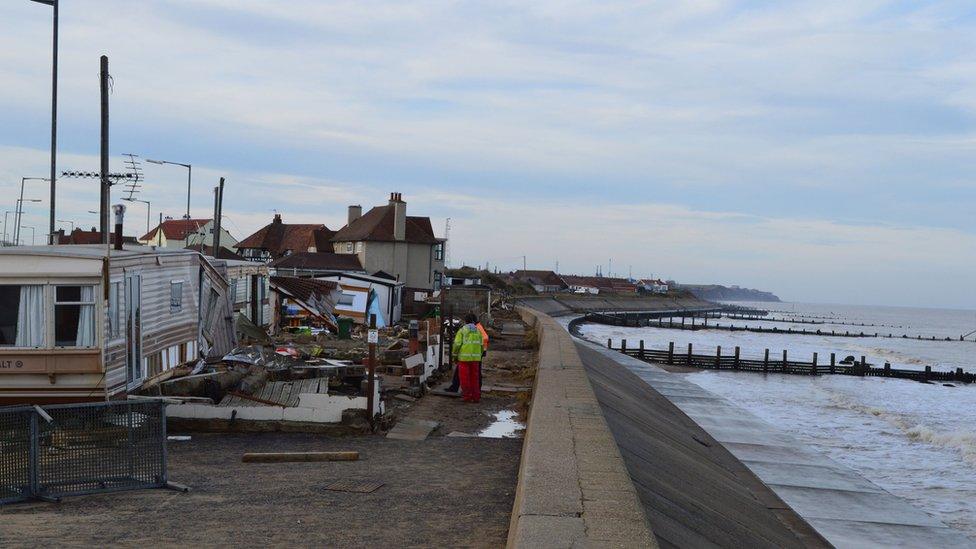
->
xmin=145 ymin=159 xmax=191 ymax=219
xmin=28 ymin=0 xmax=58 ymax=243
xmin=20 ymin=226 xmax=36 ymax=246
xmin=2 ymin=211 xmax=15 ymax=246
xmin=57 ymin=219 xmax=74 ymax=231
xmin=122 ymin=198 xmax=151 ymax=234
xmin=16 ymin=177 xmax=49 ymax=246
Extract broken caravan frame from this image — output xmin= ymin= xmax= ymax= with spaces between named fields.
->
xmin=0 ymin=245 xmax=233 ymax=405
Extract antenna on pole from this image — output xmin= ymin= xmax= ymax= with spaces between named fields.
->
xmin=121 ymin=153 xmax=144 ymax=200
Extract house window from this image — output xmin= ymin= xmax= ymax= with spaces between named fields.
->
xmin=337 ymin=293 xmax=355 ymax=307
xmin=355 ymin=241 xmax=363 ymax=253
xmin=55 ymin=285 xmax=96 ymax=347
xmin=108 ymin=282 xmax=121 ymax=337
xmin=433 ymin=243 xmax=444 ymax=260
xmin=346 ymin=242 xmax=353 ymax=253
xmin=170 ymin=280 xmax=184 ymax=313
xmin=0 ymin=285 xmax=46 ymax=347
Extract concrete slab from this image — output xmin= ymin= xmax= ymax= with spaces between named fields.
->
xmin=805 ymin=518 xmax=974 ymax=549
xmin=742 ymin=461 xmax=885 ymax=493
xmin=769 ymin=484 xmax=945 ymax=527
xmin=722 ymin=442 xmax=827 ymax=467
xmin=386 ymin=418 xmax=439 ymax=441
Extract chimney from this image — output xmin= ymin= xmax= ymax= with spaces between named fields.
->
xmin=348 ymin=205 xmax=362 ymax=225
xmin=390 ymin=192 xmax=406 ymax=241
xmin=272 ymin=213 xmax=282 ymax=224
xmin=112 ymin=203 xmax=126 ymax=251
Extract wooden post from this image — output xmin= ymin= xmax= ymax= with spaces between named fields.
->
xmin=830 ymin=353 xmax=835 ymax=374
xmin=367 ymin=314 xmax=377 ymax=431
xmin=812 ymin=352 xmax=818 ymax=375
xmin=734 ymin=346 xmax=740 ymax=370
xmin=782 ymin=349 xmax=788 ymax=373
xmin=884 ymin=362 xmax=891 ymax=376
xmin=622 ymin=339 xmax=627 ymax=353
xmin=860 ymin=355 xmax=867 ymax=376
xmin=668 ymin=342 xmax=674 ymax=365
xmin=639 ymin=340 xmax=645 ymax=360
xmin=763 ymin=349 xmax=769 ymax=373
xmin=924 ymin=365 xmax=931 ymax=381
xmin=687 ymin=343 xmax=693 ymax=366
xmin=607 ymin=338 xmax=612 ymax=349
xmin=715 ymin=346 xmax=721 ymax=368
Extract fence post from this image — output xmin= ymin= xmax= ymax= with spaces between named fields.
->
xmin=924 ymin=365 xmax=931 ymax=381
xmin=812 ymin=352 xmax=818 ymax=376
xmin=782 ymin=349 xmax=788 ymax=373
xmin=668 ymin=342 xmax=674 ymax=365
xmin=763 ymin=349 xmax=769 ymax=373
xmin=639 ymin=340 xmax=645 ymax=360
xmin=607 ymin=338 xmax=612 ymax=349
xmin=830 ymin=353 xmax=835 ymax=374
xmin=687 ymin=343 xmax=693 ymax=366
xmin=715 ymin=346 xmax=721 ymax=368
xmin=734 ymin=346 xmax=740 ymax=370
xmin=860 ymin=356 xmax=867 ymax=376
xmin=622 ymin=339 xmax=627 ymax=354
xmin=29 ymin=411 xmax=39 ymax=499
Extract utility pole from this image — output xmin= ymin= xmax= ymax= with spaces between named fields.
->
xmin=212 ymin=178 xmax=225 ymax=255
xmin=99 ymin=55 xmax=110 ymax=243
xmin=28 ymin=0 xmax=59 ymax=243
xmin=523 ymin=255 xmax=526 ymax=271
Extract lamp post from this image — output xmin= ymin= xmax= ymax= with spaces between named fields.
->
xmin=21 ymin=226 xmax=36 ymax=246
xmin=123 ymin=198 xmax=151 ymax=234
xmin=15 ymin=199 xmax=43 ymax=245
xmin=57 ymin=218 xmax=74 ymax=231
xmin=16 ymin=177 xmax=49 ymax=246
xmin=28 ymin=0 xmax=58 ymax=243
xmin=3 ymin=211 xmax=15 ymax=246
xmin=145 ymin=159 xmax=191 ymax=219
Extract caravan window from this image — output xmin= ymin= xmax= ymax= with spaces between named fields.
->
xmin=337 ymin=293 xmax=355 ymax=307
xmin=55 ymin=285 xmax=96 ymax=347
xmin=108 ymin=282 xmax=121 ymax=338
xmin=0 ymin=285 xmax=46 ymax=347
xmin=170 ymin=281 xmax=184 ymax=312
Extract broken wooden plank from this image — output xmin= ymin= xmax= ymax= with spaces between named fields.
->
xmin=242 ymin=451 xmax=360 ymax=463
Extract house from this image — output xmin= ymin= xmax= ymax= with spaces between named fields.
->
xmin=560 ymin=275 xmax=601 ymax=295
xmin=513 ymin=270 xmax=567 ymax=293
xmin=0 ymin=245 xmax=235 ymax=405
xmin=268 ymin=251 xmax=366 ymax=277
xmin=138 ymin=218 xmax=238 ymax=250
xmin=316 ymin=272 xmax=404 ymax=326
xmin=638 ymin=279 xmax=669 ymax=294
xmin=55 ymin=227 xmax=140 ymax=246
xmin=330 ymin=193 xmax=445 ymax=294
xmin=182 ymin=244 xmax=247 ymax=261
xmin=235 ymin=214 xmax=334 ymax=262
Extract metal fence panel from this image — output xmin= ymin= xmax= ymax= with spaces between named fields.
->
xmin=0 ymin=407 xmax=33 ymax=504
xmin=0 ymin=401 xmax=169 ymax=504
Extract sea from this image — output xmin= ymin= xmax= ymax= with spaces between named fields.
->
xmin=577 ymin=301 xmax=976 ymax=540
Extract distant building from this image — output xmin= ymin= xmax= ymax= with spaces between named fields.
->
xmin=331 ymin=193 xmax=445 ymax=292
xmin=55 ymin=228 xmax=139 ymax=246
xmin=513 ymin=270 xmax=567 ymax=293
xmin=138 ymin=218 xmax=238 ymax=250
xmin=560 ymin=275 xmax=600 ymax=294
xmin=235 ymin=214 xmax=334 ymax=262
xmin=268 ymin=251 xmax=366 ymax=277
xmin=637 ymin=279 xmax=669 ymax=294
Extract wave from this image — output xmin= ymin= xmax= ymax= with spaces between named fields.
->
xmin=825 ymin=391 xmax=976 ymax=466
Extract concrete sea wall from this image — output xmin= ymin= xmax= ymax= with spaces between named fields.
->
xmin=506 ymin=306 xmax=655 ymax=548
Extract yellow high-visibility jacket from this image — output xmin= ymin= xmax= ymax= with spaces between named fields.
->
xmin=452 ymin=324 xmax=484 ymax=362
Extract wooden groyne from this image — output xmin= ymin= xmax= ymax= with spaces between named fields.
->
xmin=724 ymin=313 xmax=903 ymax=328
xmin=607 ymin=339 xmax=976 ymax=384
xmin=585 ymin=312 xmax=972 ymax=342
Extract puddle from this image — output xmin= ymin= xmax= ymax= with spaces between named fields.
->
xmin=477 ymin=410 xmax=524 ymax=438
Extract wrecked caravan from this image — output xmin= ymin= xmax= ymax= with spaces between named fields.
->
xmin=0 ymin=245 xmax=235 ymax=404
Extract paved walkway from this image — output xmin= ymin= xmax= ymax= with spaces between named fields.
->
xmin=578 ymin=339 xmax=974 ymax=548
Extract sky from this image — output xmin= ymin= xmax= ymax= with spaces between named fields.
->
xmin=1 ymin=0 xmax=975 ymax=308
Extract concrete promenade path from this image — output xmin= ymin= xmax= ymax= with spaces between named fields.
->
xmin=577 ymin=338 xmax=974 ymax=548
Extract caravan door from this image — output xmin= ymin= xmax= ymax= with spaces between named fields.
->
xmin=125 ymin=273 xmax=143 ymax=389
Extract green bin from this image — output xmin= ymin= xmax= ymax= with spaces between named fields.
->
xmin=337 ymin=317 xmax=354 ymax=339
